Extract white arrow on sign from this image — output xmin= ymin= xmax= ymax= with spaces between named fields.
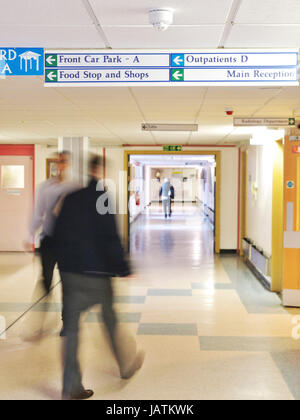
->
xmin=47 ymin=71 xmax=57 ymax=81
xmin=173 ymin=71 xmax=183 ymax=80
xmin=173 ymin=56 xmax=184 ymax=66
xmin=46 ymin=56 xmax=56 ymax=65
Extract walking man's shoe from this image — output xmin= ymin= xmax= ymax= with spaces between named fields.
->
xmin=63 ymin=389 xmax=94 ymax=401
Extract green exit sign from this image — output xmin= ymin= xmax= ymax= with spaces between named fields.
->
xmin=163 ymin=145 xmax=182 ymax=152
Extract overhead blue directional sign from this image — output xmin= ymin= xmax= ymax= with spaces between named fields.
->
xmin=171 ymin=54 xmax=184 ymax=67
xmin=44 ymin=50 xmax=299 ymax=87
xmin=0 ymin=48 xmax=44 ymax=76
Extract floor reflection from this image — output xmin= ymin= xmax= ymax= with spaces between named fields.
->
xmin=130 ymin=203 xmax=214 ymax=266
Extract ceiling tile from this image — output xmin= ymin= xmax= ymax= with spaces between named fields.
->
xmin=235 ymin=0 xmax=300 ymax=24
xmin=0 ymin=0 xmax=93 ymax=25
xmin=91 ymin=0 xmax=232 ymax=25
xmin=226 ymin=25 xmax=300 ymax=48
xmin=0 ymin=25 xmax=105 ymax=48
xmin=103 ymin=26 xmax=224 ymax=48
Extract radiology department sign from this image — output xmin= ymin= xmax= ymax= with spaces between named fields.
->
xmin=44 ymin=49 xmax=299 ymax=87
xmin=0 ymin=48 xmax=44 ymax=76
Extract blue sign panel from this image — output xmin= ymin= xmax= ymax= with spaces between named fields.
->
xmin=0 ymin=48 xmax=44 ymax=76
xmin=171 ymin=54 xmax=184 ymax=67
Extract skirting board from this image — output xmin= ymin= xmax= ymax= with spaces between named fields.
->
xmin=220 ymin=249 xmax=237 ymax=254
xmin=245 ymin=259 xmax=271 ymax=291
xmin=283 ymin=289 xmax=300 ymax=308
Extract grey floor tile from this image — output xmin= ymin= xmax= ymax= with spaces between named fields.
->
xmin=32 ymin=302 xmax=62 ymax=312
xmin=0 ymin=303 xmax=31 ymax=312
xmin=138 ymin=323 xmax=198 ymax=336
xmin=271 ymin=351 xmax=300 ymax=400
xmin=191 ymin=283 xmax=234 ymax=290
xmin=220 ymin=256 xmax=287 ymax=314
xmin=200 ymin=336 xmax=300 ymax=352
xmin=114 ymin=296 xmax=146 ymax=304
xmin=85 ymin=312 xmax=142 ymax=323
xmin=147 ymin=289 xmax=192 ymax=296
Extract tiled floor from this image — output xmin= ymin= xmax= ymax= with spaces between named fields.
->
xmin=0 ymin=203 xmax=300 ymax=400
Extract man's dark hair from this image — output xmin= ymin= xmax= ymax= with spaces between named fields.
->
xmin=89 ymin=155 xmax=102 ymax=171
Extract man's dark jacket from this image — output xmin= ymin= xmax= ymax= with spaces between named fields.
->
xmin=52 ymin=178 xmax=130 ymax=277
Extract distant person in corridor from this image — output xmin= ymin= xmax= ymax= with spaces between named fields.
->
xmin=159 ymin=178 xmax=173 ymax=219
xmin=53 ymin=155 xmax=145 ymax=400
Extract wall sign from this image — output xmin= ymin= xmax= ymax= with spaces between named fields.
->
xmin=163 ymin=146 xmax=182 ymax=152
xmin=292 ymin=146 xmax=300 ymax=154
xmin=44 ymin=49 xmax=299 ymax=87
xmin=287 ymin=181 xmax=295 ymax=189
xmin=234 ymin=118 xmax=296 ymax=127
xmin=0 ymin=48 xmax=44 ymax=76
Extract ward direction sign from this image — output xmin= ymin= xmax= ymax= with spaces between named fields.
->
xmin=44 ymin=49 xmax=299 ymax=87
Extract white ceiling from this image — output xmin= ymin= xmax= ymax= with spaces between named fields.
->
xmin=0 ymin=0 xmax=300 ymax=146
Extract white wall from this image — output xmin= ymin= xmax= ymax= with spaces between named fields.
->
xmin=220 ymin=148 xmax=238 ymax=250
xmin=105 ymin=147 xmax=125 ymax=236
xmin=246 ymin=144 xmax=274 ymax=256
xmin=104 ymin=147 xmax=239 ymax=250
xmin=129 ymin=164 xmax=145 ymax=223
xmin=196 ymin=164 xmax=215 ymax=213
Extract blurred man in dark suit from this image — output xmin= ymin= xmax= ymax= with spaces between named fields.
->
xmin=53 ymin=155 xmax=144 ymax=400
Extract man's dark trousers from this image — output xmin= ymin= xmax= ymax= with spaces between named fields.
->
xmin=40 ymin=236 xmax=57 ymax=294
xmin=61 ymin=271 xmax=118 ymax=397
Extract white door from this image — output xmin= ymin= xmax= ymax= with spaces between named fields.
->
xmin=0 ymin=156 xmax=33 ymax=251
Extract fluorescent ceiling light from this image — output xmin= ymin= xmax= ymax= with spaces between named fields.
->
xmin=142 ymin=123 xmax=198 ymax=132
xmin=250 ymin=127 xmax=285 ymax=146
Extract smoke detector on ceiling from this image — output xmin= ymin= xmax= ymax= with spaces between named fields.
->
xmin=149 ymin=8 xmax=174 ymax=31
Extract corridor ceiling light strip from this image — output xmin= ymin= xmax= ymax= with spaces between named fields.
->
xmin=218 ymin=0 xmax=243 ymax=48
xmin=142 ymin=124 xmax=198 ymax=132
xmin=250 ymin=127 xmax=285 ymax=145
xmin=81 ymin=0 xmax=111 ymax=49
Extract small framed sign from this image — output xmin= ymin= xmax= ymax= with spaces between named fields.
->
xmin=46 ymin=159 xmax=59 ymax=179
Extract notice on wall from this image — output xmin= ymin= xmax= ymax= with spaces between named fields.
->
xmin=44 ymin=49 xmax=299 ymax=87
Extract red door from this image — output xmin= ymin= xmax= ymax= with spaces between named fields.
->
xmin=0 ymin=146 xmax=34 ymax=252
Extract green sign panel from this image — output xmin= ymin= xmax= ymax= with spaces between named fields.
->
xmin=45 ymin=54 xmax=58 ymax=67
xmin=289 ymin=118 xmax=296 ymax=126
xmin=46 ymin=69 xmax=58 ymax=82
xmin=163 ymin=146 xmax=182 ymax=152
xmin=171 ymin=69 xmax=184 ymax=82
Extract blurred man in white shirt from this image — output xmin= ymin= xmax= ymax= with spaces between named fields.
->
xmin=26 ymin=151 xmax=78 ymax=294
